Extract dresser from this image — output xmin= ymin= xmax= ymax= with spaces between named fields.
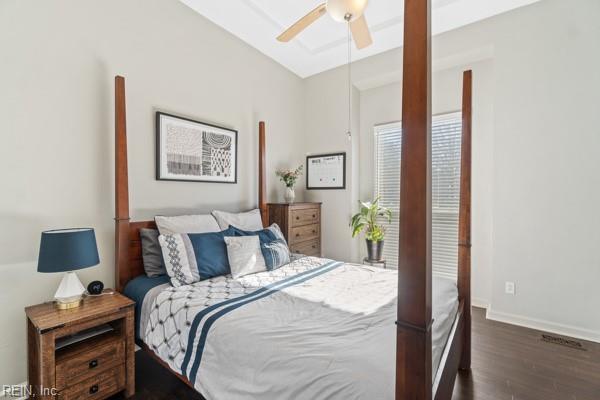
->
xmin=25 ymin=293 xmax=135 ymax=399
xmin=268 ymin=202 xmax=322 ymax=257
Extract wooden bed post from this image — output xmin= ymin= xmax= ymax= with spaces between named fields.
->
xmin=396 ymin=0 xmax=432 ymax=399
xmin=458 ymin=70 xmax=472 ymax=370
xmin=115 ymin=75 xmax=131 ymax=293
xmin=258 ymin=121 xmax=268 ymax=227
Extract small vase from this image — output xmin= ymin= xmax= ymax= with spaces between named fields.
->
xmin=284 ymin=186 xmax=296 ymax=203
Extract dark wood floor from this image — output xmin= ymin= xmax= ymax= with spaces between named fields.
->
xmin=113 ymin=307 xmax=600 ymax=399
xmin=453 ymin=308 xmax=600 ymax=400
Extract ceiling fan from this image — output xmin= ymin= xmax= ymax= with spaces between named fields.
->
xmin=277 ymin=0 xmax=373 ymax=49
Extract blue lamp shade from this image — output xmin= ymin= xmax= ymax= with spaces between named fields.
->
xmin=38 ymin=228 xmax=100 ymax=273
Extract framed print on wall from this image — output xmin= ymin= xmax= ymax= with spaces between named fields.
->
xmin=306 ymin=152 xmax=346 ymax=189
xmin=156 ymin=112 xmax=237 ymax=183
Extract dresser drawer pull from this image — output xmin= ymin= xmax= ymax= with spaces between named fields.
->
xmin=312 ymin=245 xmax=316 ymax=249
xmin=296 ymin=233 xmax=300 ymax=237
xmin=89 ymin=384 xmax=99 ymax=394
xmin=296 ymin=216 xmax=300 ymax=220
xmin=312 ymin=229 xmax=316 ymax=233
xmin=312 ymin=214 xmax=316 ymax=218
xmin=89 ymin=359 xmax=98 ymax=369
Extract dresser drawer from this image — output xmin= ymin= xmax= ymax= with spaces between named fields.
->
xmin=290 ymin=239 xmax=320 ymax=257
xmin=59 ymin=364 xmax=125 ymax=400
xmin=290 ymin=224 xmax=319 ymax=244
xmin=290 ymin=208 xmax=320 ymax=227
xmin=56 ymin=336 xmax=125 ymax=390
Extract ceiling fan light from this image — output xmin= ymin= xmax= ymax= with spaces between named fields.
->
xmin=326 ymin=0 xmax=369 ymax=22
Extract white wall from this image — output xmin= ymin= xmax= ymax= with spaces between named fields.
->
xmin=303 ymin=70 xmax=361 ymax=262
xmin=0 ymin=0 xmax=305 ymax=386
xmin=305 ymin=0 xmax=600 ymax=342
xmin=480 ymin=0 xmax=600 ymax=340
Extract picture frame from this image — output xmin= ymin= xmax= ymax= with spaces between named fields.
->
xmin=306 ymin=152 xmax=346 ymax=190
xmin=156 ymin=112 xmax=237 ymax=183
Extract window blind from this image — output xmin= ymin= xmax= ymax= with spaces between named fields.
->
xmin=373 ymin=112 xmax=462 ymax=278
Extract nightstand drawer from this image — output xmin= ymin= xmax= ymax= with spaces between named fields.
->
xmin=56 ymin=336 xmax=125 ymax=390
xmin=290 ymin=239 xmax=320 ymax=256
xmin=60 ymin=363 xmax=125 ymax=400
xmin=290 ymin=224 xmax=319 ymax=244
xmin=291 ymin=208 xmax=320 ymax=227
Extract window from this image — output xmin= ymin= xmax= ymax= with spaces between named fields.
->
xmin=374 ymin=112 xmax=462 ymax=278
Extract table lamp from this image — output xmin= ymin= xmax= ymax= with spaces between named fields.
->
xmin=38 ymin=228 xmax=100 ymax=309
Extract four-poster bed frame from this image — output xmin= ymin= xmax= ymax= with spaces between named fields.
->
xmin=396 ymin=2 xmax=472 ymax=398
xmin=113 ymin=2 xmax=472 ymax=397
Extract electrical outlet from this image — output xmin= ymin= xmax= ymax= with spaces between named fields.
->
xmin=505 ymin=281 xmax=516 ymax=295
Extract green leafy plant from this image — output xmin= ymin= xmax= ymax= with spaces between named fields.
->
xmin=276 ymin=165 xmax=303 ymax=188
xmin=350 ymin=197 xmax=392 ymax=242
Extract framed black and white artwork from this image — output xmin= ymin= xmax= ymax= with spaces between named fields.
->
xmin=156 ymin=112 xmax=237 ymax=183
xmin=306 ymin=152 xmax=346 ymax=189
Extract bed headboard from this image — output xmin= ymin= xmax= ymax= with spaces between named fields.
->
xmin=114 ymin=76 xmax=268 ymax=292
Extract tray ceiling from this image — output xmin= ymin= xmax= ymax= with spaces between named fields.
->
xmin=179 ymin=0 xmax=541 ymax=78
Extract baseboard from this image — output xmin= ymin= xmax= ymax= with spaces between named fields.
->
xmin=486 ymin=307 xmax=600 ymax=344
xmin=471 ymin=297 xmax=489 ymax=309
xmin=0 ymin=382 xmax=27 ymax=400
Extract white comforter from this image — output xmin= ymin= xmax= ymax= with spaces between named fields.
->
xmin=143 ymin=256 xmax=457 ymax=400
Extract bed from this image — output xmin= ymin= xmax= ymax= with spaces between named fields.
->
xmin=114 ymin=2 xmax=472 ymax=396
xmin=124 ymin=256 xmax=458 ymax=399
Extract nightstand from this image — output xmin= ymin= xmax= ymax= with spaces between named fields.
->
xmin=25 ymin=293 xmax=135 ymax=399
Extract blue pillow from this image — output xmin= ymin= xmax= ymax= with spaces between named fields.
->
xmin=227 ymin=224 xmax=290 ymax=270
xmin=187 ymin=228 xmax=235 ymax=278
xmin=159 ymin=227 xmax=235 ymax=287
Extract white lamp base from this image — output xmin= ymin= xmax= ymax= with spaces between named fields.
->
xmin=54 ymin=272 xmax=86 ymax=309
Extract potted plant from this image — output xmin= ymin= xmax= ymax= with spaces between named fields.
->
xmin=350 ymin=197 xmax=392 ymax=261
xmin=276 ymin=165 xmax=303 ymax=203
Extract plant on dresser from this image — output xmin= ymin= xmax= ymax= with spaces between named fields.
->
xmin=25 ymin=293 xmax=135 ymax=399
xmin=267 ymin=202 xmax=321 ymax=257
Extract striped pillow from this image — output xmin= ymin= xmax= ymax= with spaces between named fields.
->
xmin=158 ymin=228 xmax=234 ymax=287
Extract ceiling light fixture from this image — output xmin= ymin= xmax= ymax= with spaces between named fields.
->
xmin=276 ymin=0 xmax=372 ymax=50
xmin=327 ymin=0 xmax=369 ymax=22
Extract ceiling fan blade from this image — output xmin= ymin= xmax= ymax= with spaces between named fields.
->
xmin=350 ymin=14 xmax=373 ymax=49
xmin=277 ymin=3 xmax=327 ymax=42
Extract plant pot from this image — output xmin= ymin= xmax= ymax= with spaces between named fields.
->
xmin=284 ymin=186 xmax=296 ymax=203
xmin=365 ymin=239 xmax=384 ymax=261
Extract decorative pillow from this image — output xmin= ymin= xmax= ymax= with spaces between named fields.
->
xmin=139 ymin=229 xmax=166 ymax=277
xmin=158 ymin=228 xmax=234 ymax=287
xmin=155 ymin=214 xmax=220 ymax=235
xmin=229 ymin=224 xmax=290 ymax=271
xmin=224 ymin=236 xmax=267 ymax=279
xmin=211 ymin=209 xmax=263 ymax=231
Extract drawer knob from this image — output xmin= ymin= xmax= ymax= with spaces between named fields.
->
xmin=296 ymin=233 xmax=300 ymax=237
xmin=89 ymin=384 xmax=99 ymax=394
xmin=312 ymin=214 xmax=316 ymax=218
xmin=312 ymin=245 xmax=316 ymax=249
xmin=89 ymin=359 xmax=98 ymax=369
xmin=296 ymin=216 xmax=300 ymax=220
xmin=312 ymin=230 xmax=316 ymax=233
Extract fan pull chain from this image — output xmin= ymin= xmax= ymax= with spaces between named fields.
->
xmin=347 ymin=21 xmax=352 ymax=141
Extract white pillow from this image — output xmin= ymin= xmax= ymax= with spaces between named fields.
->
xmin=155 ymin=214 xmax=220 ymax=235
xmin=224 ymin=236 xmax=267 ymax=279
xmin=212 ymin=209 xmax=263 ymax=231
